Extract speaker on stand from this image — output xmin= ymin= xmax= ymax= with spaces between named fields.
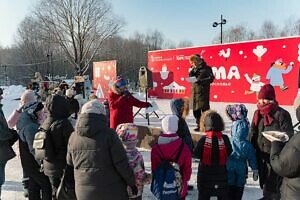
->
xmin=134 ymin=66 xmax=158 ymax=125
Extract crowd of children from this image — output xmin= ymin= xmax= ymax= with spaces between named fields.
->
xmin=0 ymin=77 xmax=299 ymax=200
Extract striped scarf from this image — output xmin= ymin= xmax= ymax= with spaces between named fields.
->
xmin=202 ymin=131 xmax=227 ymax=166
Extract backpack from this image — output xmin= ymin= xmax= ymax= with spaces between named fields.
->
xmin=151 ymin=142 xmax=184 ymax=200
xmin=33 ymin=120 xmax=60 ymax=161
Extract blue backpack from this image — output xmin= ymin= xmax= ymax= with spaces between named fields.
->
xmin=151 ymin=142 xmax=184 ymax=200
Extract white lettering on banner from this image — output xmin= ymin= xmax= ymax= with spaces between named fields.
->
xmin=176 ymin=55 xmax=185 ymax=60
xmin=212 ymin=66 xmax=241 ymax=80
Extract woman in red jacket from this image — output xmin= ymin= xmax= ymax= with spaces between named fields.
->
xmin=108 ymin=77 xmax=151 ymax=129
xmin=151 ymin=115 xmax=192 ymax=200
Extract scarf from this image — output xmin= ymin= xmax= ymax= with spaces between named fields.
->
xmin=202 ymin=131 xmax=227 ymax=166
xmin=252 ymin=101 xmax=278 ymax=127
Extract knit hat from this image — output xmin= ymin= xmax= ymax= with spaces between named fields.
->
xmin=161 ymin=115 xmax=179 ymax=133
xmin=116 ymin=123 xmax=138 ymax=148
xmin=204 ymin=111 xmax=224 ymax=132
xmin=65 ymin=89 xmax=75 ymax=98
xmin=20 ymin=90 xmax=37 ymax=106
xmin=226 ymin=104 xmax=248 ymax=121
xmin=81 ymin=99 xmax=106 ymax=115
xmin=258 ymin=84 xmax=275 ymax=100
xmin=114 ymin=76 xmax=127 ymax=88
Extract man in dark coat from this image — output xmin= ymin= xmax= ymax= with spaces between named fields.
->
xmin=266 ymin=103 xmax=300 ymax=199
xmin=17 ymin=101 xmax=52 ymax=199
xmin=67 ymin=99 xmax=136 ymax=200
xmin=250 ymin=84 xmax=294 ymax=200
xmin=188 ymin=54 xmax=214 ymax=131
xmin=0 ymin=88 xmax=17 ymax=197
xmin=40 ymin=94 xmax=74 ymax=199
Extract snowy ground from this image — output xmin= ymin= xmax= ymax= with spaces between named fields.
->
xmin=1 ymin=85 xmax=299 ymax=200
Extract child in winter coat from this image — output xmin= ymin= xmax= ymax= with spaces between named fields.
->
xmin=193 ymin=110 xmax=232 ymax=200
xmin=116 ymin=123 xmax=146 ymax=200
xmin=151 ymin=115 xmax=192 ymax=200
xmin=225 ymin=104 xmax=258 ymax=200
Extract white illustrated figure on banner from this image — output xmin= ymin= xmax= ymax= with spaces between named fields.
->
xmin=160 ymin=64 xmax=169 ymax=80
xmin=163 ymin=81 xmax=186 ymax=94
xmin=218 ymin=48 xmax=231 ymax=60
xmin=253 ymin=45 xmax=267 ymax=61
xmin=244 ymin=73 xmax=265 ymax=95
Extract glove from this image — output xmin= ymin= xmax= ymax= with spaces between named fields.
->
xmin=130 ymin=185 xmax=138 ymax=196
xmin=147 ymin=103 xmax=152 ymax=107
xmin=253 ymin=170 xmax=259 ymax=181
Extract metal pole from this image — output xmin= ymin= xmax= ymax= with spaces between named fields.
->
xmin=220 ymin=15 xmax=223 ymax=44
xmin=50 ymin=52 xmax=53 ymax=80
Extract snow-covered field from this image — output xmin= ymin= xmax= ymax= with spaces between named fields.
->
xmin=1 ymin=85 xmax=299 ymax=200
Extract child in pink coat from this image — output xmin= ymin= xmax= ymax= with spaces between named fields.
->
xmin=116 ymin=123 xmax=146 ymax=200
xmin=151 ymin=115 xmax=192 ymax=200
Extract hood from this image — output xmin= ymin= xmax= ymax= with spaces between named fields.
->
xmin=156 ymin=138 xmax=182 ymax=160
xmin=226 ymin=104 xmax=248 ymax=121
xmin=170 ymin=99 xmax=183 ymax=117
xmin=231 ymin=119 xmax=249 ymax=141
xmin=76 ymin=113 xmax=107 ymax=137
xmin=45 ymin=94 xmax=70 ymax=119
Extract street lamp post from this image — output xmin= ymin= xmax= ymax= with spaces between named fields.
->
xmin=213 ymin=14 xmax=227 ymax=44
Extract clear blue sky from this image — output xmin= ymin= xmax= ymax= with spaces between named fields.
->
xmin=1 ymin=0 xmax=300 ymax=47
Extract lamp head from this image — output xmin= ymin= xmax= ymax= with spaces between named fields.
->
xmin=212 ymin=22 xmax=218 ymax=27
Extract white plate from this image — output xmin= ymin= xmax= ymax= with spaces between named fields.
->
xmin=262 ymin=131 xmax=289 ymax=142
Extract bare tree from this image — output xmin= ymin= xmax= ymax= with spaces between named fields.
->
xmin=282 ymin=18 xmax=300 ymax=36
xmin=177 ymin=40 xmax=193 ymax=48
xmin=212 ymin=24 xmax=257 ymax=43
xmin=35 ymin=0 xmax=123 ymax=75
xmin=144 ymin=30 xmax=164 ymax=50
xmin=259 ymin=20 xmax=278 ymax=39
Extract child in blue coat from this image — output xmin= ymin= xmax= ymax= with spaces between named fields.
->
xmin=226 ymin=104 xmax=258 ymax=200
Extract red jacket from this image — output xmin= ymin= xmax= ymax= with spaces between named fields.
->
xmin=151 ymin=137 xmax=192 ymax=199
xmin=108 ymin=90 xmax=149 ymax=129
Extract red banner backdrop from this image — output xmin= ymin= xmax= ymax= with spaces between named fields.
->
xmin=148 ymin=36 xmax=300 ymax=105
xmin=93 ymin=60 xmax=117 ymax=100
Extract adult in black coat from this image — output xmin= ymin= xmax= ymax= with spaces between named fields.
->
xmin=0 ymin=88 xmax=17 ymax=198
xmin=250 ymin=84 xmax=294 ymax=200
xmin=193 ymin=110 xmax=232 ymax=200
xmin=67 ymin=99 xmax=136 ymax=200
xmin=267 ymin=104 xmax=300 ymax=200
xmin=188 ymin=54 xmax=214 ymax=131
xmin=40 ymin=94 xmax=74 ymax=198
